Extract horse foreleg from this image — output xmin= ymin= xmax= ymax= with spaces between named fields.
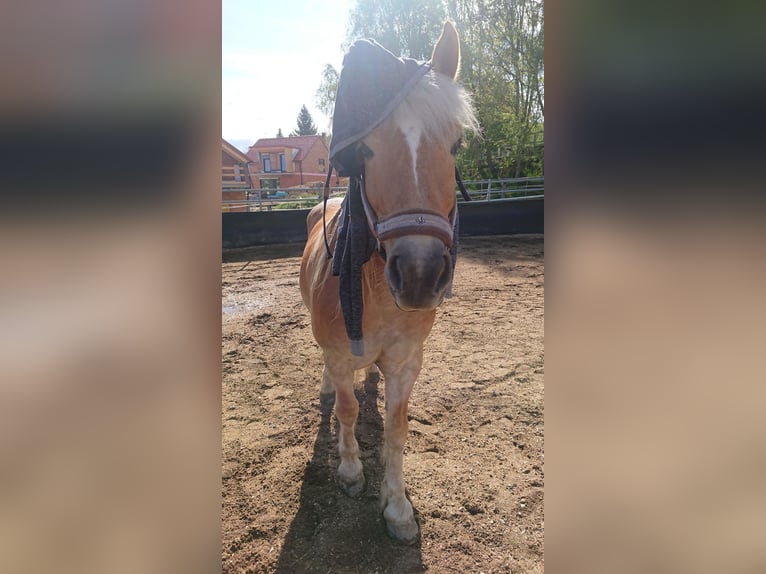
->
xmin=378 ymin=354 xmax=421 ymax=545
xmin=325 ymin=363 xmax=365 ymax=497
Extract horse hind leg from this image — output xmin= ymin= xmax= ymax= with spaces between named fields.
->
xmin=366 ymin=363 xmax=380 ymax=383
xmin=351 ymin=363 xmax=380 ymax=386
xmin=324 ymin=364 xmax=365 ymax=497
xmin=320 ymin=363 xmax=377 ymax=395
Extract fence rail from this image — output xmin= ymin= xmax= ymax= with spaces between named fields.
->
xmin=458 ymin=177 xmax=544 ymax=202
xmin=221 ymin=178 xmax=543 ymax=212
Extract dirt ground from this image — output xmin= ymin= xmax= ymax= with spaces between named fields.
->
xmin=222 ymin=234 xmax=544 ymax=574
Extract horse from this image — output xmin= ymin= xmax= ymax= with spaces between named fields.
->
xmin=299 ymin=22 xmax=478 ymax=544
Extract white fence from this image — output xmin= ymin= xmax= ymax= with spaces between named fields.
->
xmin=221 ymin=178 xmax=544 ymax=212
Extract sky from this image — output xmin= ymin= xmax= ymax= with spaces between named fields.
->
xmin=222 ymin=0 xmax=353 ymax=151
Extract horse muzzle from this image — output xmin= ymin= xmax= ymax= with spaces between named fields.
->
xmin=384 ymin=235 xmax=453 ymax=311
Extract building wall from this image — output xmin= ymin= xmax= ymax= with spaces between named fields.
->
xmin=257 ymin=173 xmax=303 ymax=188
xmin=297 ymin=140 xmax=329 ymax=185
xmin=252 ymin=146 xmax=296 ymax=176
xmin=222 ymin=189 xmax=249 ymax=212
xmin=249 ymin=137 xmax=329 ymax=188
xmin=222 ymin=150 xmax=256 ymax=187
xmin=222 ymin=150 xmax=239 ymax=167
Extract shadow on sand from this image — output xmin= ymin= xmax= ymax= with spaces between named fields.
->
xmin=456 ymin=234 xmax=544 ymax=280
xmin=275 ymin=371 xmax=426 ymax=574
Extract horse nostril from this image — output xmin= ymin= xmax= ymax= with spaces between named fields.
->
xmin=387 ymin=255 xmax=404 ymax=292
xmin=434 ymin=253 xmax=452 ymax=294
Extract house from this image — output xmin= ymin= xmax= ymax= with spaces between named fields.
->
xmin=222 ymin=139 xmax=257 ymax=211
xmin=222 ymin=138 xmax=256 ymax=188
xmin=246 ymin=134 xmax=330 ymax=190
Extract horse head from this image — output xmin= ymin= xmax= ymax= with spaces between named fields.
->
xmin=357 ymin=22 xmax=478 ymax=311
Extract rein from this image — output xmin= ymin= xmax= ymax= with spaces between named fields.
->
xmin=322 ymin=164 xmax=471 ymax=259
xmin=322 ymin=169 xmax=334 ymax=258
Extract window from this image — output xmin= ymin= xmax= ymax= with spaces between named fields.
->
xmin=318 ymin=158 xmax=326 ymax=172
xmin=280 ymin=153 xmax=286 ymax=172
xmin=262 ymin=154 xmax=271 ymax=172
xmin=259 ymin=179 xmax=279 ymax=197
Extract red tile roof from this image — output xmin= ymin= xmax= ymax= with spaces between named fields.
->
xmin=247 ymin=135 xmax=327 ymax=162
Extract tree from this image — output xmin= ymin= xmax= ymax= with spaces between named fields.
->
xmin=314 ymin=64 xmax=339 ymax=126
xmin=447 ymin=0 xmax=544 ymax=177
xmin=346 ymin=0 xmax=447 ymax=59
xmin=276 ymin=128 xmax=284 ymax=138
xmin=291 ymin=105 xmax=318 ymax=136
xmin=320 ymin=0 xmax=544 ymax=178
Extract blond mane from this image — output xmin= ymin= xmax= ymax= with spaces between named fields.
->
xmin=390 ymin=70 xmax=480 ymax=148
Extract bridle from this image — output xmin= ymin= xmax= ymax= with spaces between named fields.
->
xmin=358 ymin=172 xmax=458 ymax=253
xmin=322 ymin=161 xmax=471 ymax=259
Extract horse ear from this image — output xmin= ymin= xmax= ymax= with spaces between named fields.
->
xmin=431 ymin=22 xmax=460 ymax=80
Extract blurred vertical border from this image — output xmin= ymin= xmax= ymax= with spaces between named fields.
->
xmin=0 ymin=1 xmax=221 ymax=572
xmin=547 ymin=0 xmax=766 ymax=572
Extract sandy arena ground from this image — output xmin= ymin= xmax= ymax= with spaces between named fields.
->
xmin=222 ymin=234 xmax=544 ymax=573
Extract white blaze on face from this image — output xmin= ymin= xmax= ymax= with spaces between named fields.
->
xmin=401 ymin=122 xmax=422 ymax=189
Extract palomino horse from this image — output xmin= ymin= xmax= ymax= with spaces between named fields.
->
xmin=299 ymin=22 xmax=478 ymax=544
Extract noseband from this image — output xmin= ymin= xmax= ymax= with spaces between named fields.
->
xmin=358 ymin=173 xmax=457 ymax=253
xmin=322 ymin=165 xmax=471 ymax=259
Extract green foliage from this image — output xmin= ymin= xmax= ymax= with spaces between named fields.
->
xmin=291 ymin=105 xmax=318 ymax=136
xmin=314 ymin=64 xmax=339 ymax=126
xmin=450 ymin=0 xmax=544 ymax=178
xmin=274 ymin=199 xmax=320 ymax=210
xmin=346 ymin=0 xmax=447 ymax=59
xmin=318 ymin=0 xmax=544 ymax=178
xmin=274 ymin=202 xmax=301 ymax=210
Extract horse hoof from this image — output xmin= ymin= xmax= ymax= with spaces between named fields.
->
xmin=385 ymin=518 xmax=419 ymax=545
xmin=338 ymin=472 xmax=365 ymax=497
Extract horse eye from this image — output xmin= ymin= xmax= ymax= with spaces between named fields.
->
xmin=358 ymin=142 xmax=374 ymax=160
xmin=450 ymin=138 xmax=462 ymax=156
